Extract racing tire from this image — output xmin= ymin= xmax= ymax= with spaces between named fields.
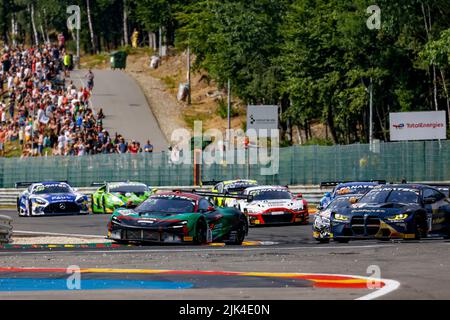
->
xmin=194 ymin=220 xmax=208 ymax=245
xmin=102 ymin=196 xmax=107 ymax=214
xmin=315 ymin=238 xmax=330 ymax=244
xmin=227 ymin=221 xmax=247 ymax=245
xmin=90 ymin=195 xmax=95 ymax=213
xmin=411 ymin=213 xmax=428 ymax=240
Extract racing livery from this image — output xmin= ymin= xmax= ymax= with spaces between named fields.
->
xmin=322 ymin=184 xmax=450 ymax=242
xmin=318 ymin=181 xmax=385 ymax=210
xmin=233 ymin=186 xmax=309 ymax=226
xmin=16 ymin=182 xmax=89 ymax=216
xmin=107 ymin=191 xmax=248 ymax=245
xmin=91 ymin=182 xmax=154 ymax=214
xmin=211 ymin=179 xmax=258 ymax=207
xmin=313 ymin=194 xmax=364 ymax=243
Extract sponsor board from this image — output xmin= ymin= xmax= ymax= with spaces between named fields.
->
xmin=389 ymin=111 xmax=447 ymax=141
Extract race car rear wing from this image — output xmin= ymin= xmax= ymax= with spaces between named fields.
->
xmin=172 ymin=189 xmax=254 ymax=202
xmin=15 ymin=181 xmax=69 ymax=188
xmin=200 ymin=180 xmax=221 ymax=186
xmin=320 ymin=180 xmax=386 ymax=188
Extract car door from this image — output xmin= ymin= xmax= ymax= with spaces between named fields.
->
xmin=199 ymin=198 xmax=225 ymax=240
xmin=422 ymin=188 xmax=448 ymax=233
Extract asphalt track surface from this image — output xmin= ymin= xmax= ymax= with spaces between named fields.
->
xmin=71 ymin=69 xmax=168 ymax=152
xmin=1 ymin=209 xmax=450 ymax=299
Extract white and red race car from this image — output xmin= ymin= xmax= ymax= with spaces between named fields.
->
xmin=229 ymin=186 xmax=309 ymax=226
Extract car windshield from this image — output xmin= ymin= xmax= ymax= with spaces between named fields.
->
xmin=250 ymin=190 xmax=292 ymax=201
xmin=136 ymin=197 xmax=195 ymax=214
xmin=358 ymin=188 xmax=419 ymax=204
xmin=334 ymin=185 xmax=374 ymax=196
xmin=226 ymin=183 xmax=257 ymax=194
xmin=109 ymin=185 xmax=148 ymax=194
xmin=33 ymin=184 xmax=72 ymax=194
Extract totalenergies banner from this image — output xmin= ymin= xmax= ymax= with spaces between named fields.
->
xmin=389 ymin=111 xmax=447 ymax=141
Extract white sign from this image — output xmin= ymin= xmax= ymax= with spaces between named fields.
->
xmin=389 ymin=111 xmax=447 ymax=141
xmin=247 ymin=105 xmax=279 ymax=131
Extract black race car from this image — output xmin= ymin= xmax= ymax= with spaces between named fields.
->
xmin=328 ymin=184 xmax=450 ymax=242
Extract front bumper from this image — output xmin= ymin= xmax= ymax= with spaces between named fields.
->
xmin=247 ymin=208 xmax=309 ymax=226
xmin=330 ymin=216 xmax=416 ymax=240
xmin=32 ymin=201 xmax=88 ymax=216
xmin=108 ymin=224 xmax=191 ymax=243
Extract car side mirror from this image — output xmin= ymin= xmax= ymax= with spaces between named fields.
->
xmin=349 ymin=197 xmax=359 ymax=204
xmin=423 ymin=197 xmax=436 ymax=205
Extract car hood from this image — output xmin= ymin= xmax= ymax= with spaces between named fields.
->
xmin=339 ymin=202 xmax=419 ymax=217
xmin=111 ymin=192 xmax=148 ymax=201
xmin=112 ymin=209 xmax=195 ymax=227
xmin=31 ymin=193 xmax=77 ymax=202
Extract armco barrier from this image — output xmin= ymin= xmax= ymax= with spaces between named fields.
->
xmin=0 ymin=185 xmax=330 ymax=207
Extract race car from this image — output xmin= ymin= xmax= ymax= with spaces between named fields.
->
xmin=323 ymin=184 xmax=450 ymax=242
xmin=232 ymin=185 xmax=309 ymax=226
xmin=210 ymin=179 xmax=258 ymax=207
xmin=91 ymin=181 xmax=155 ymax=214
xmin=313 ymin=194 xmax=364 ymax=243
xmin=16 ymin=181 xmax=89 ymax=217
xmin=107 ymin=190 xmax=249 ymax=245
xmin=318 ymin=180 xmax=386 ymax=210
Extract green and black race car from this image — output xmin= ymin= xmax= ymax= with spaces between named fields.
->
xmin=91 ymin=181 xmax=155 ymax=214
xmin=107 ymin=190 xmax=250 ymax=245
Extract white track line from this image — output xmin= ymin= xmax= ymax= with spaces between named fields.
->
xmin=14 ymin=230 xmax=106 ymax=239
xmin=297 ymin=272 xmax=400 ymax=300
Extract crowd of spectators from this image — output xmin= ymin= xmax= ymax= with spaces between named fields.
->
xmin=0 ymin=42 xmax=154 ymax=158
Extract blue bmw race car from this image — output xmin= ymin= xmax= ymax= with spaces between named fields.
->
xmin=318 ymin=181 xmax=386 ymax=210
xmin=16 ymin=181 xmax=89 ymax=217
xmin=326 ymin=184 xmax=450 ymax=242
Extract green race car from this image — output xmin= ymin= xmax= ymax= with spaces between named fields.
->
xmin=107 ymin=191 xmax=249 ymax=245
xmin=91 ymin=182 xmax=155 ymax=214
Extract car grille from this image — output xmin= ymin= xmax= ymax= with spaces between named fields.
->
xmin=351 ymin=216 xmax=380 ymax=236
xmin=262 ymin=212 xmax=293 ymax=224
xmin=44 ymin=202 xmax=80 ymax=214
xmin=125 ymin=229 xmax=160 ymax=241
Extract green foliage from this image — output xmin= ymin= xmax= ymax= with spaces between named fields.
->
xmin=2 ymin=0 xmax=450 ymax=146
xmin=216 ymin=98 xmax=238 ymax=119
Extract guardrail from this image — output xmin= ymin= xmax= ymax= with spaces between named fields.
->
xmin=0 ymin=185 xmax=331 ymax=208
xmin=2 ymin=181 xmax=447 ymax=208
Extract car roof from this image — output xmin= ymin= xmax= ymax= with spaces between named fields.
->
xmin=245 ymin=185 xmax=288 ymax=192
xmin=373 ymin=184 xmax=428 ymax=191
xmin=336 ymin=182 xmax=379 ymax=188
xmin=33 ymin=181 xmax=70 ymax=186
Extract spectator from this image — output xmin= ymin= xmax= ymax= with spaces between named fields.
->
xmin=144 ymin=140 xmax=153 ymax=153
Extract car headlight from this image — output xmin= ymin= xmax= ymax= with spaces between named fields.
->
xmin=32 ymin=197 xmax=47 ymax=205
xmin=172 ymin=221 xmax=188 ymax=228
xmin=387 ymin=213 xmax=409 ymax=221
xmin=76 ymin=195 xmax=86 ymax=203
xmin=333 ymin=213 xmax=350 ymax=221
xmin=110 ymin=195 xmax=124 ymax=205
